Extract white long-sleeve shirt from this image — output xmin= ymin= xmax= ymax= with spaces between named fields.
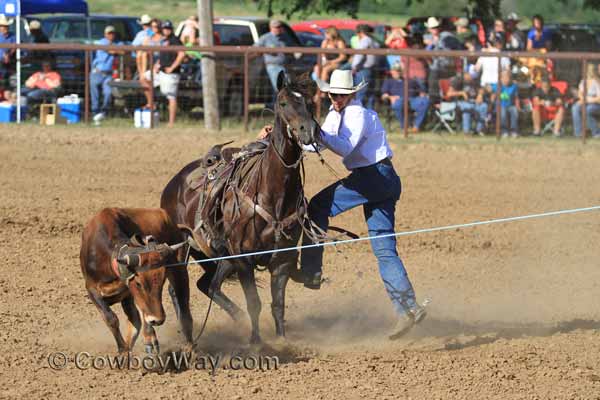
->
xmin=318 ymin=99 xmax=393 ymax=170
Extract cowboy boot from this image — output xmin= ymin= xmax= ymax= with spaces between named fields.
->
xmin=388 ymin=299 xmax=429 ymax=340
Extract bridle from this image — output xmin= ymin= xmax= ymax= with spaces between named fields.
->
xmin=270 ymin=89 xmax=318 ymax=170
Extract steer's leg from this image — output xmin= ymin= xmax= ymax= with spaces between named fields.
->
xmin=270 ymin=255 xmax=295 ymax=338
xmin=87 ymin=287 xmax=126 ymax=353
xmin=167 ymin=267 xmax=194 ymax=344
xmin=238 ymin=266 xmax=262 ymax=345
xmin=121 ymin=296 xmax=141 ymax=351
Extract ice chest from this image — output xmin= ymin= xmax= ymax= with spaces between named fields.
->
xmin=134 ymin=109 xmax=159 ymax=128
xmin=0 ymin=104 xmax=27 ymax=123
xmin=57 ymin=95 xmax=81 ymax=123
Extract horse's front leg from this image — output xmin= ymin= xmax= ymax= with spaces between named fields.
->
xmin=269 ymin=254 xmax=296 ymax=338
xmin=238 ymin=266 xmax=262 ymax=344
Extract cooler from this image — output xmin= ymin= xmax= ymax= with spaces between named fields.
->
xmin=57 ymin=95 xmax=81 ymax=123
xmin=0 ymin=104 xmax=27 ymax=123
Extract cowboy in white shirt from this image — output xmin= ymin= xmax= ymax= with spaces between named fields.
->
xmin=260 ymin=70 xmax=428 ymax=338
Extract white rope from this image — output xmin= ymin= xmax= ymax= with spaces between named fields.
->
xmin=181 ymin=205 xmax=600 ymax=266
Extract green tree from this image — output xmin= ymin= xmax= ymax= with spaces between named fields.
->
xmin=257 ymin=0 xmax=361 ymax=18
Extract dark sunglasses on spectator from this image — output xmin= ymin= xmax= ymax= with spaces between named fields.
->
xmin=330 ymin=93 xmax=349 ymax=99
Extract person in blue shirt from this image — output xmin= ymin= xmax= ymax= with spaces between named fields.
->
xmin=255 ymin=20 xmax=288 ymax=107
xmin=133 ymin=14 xmax=153 ymax=74
xmin=380 ymin=64 xmax=430 ymax=132
xmin=0 ymin=15 xmax=16 ymax=83
xmin=489 ymin=70 xmax=521 ymax=137
xmin=526 ymin=15 xmax=551 ymax=51
xmin=90 ymin=25 xmax=122 ymax=123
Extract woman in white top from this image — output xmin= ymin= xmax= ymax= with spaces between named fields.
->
xmin=474 ymin=33 xmax=510 ymax=87
xmin=282 ymin=70 xmax=427 ymax=339
xmin=572 ymin=63 xmax=600 ymax=137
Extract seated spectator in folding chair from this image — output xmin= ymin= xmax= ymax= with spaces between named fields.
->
xmin=489 ymin=70 xmax=520 ymax=138
xmin=531 ymin=77 xmax=564 ymax=137
xmin=572 ymin=63 xmax=600 ymax=138
xmin=380 ymin=64 xmax=430 ymax=133
xmin=21 ymin=60 xmax=61 ymax=103
xmin=447 ymin=71 xmax=487 ymax=135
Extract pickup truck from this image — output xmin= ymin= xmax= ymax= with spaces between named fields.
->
xmin=110 ymin=17 xmax=316 ymax=117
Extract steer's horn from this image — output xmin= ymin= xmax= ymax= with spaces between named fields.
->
xmin=168 ymin=242 xmax=186 ymax=251
xmin=117 ymin=254 xmax=141 ymax=268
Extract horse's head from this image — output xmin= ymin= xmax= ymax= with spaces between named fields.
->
xmin=275 ymin=71 xmax=319 ymax=146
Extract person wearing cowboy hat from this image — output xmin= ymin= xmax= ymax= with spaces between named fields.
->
xmin=425 ymin=16 xmax=461 ymax=103
xmin=0 ymin=15 xmax=16 ymax=82
xmin=132 ymin=14 xmax=153 ymax=67
xmin=505 ymin=13 xmax=525 ymax=51
xmin=287 ymin=69 xmax=427 ymax=339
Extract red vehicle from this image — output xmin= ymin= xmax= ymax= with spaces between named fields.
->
xmin=291 ymin=19 xmax=390 ymax=46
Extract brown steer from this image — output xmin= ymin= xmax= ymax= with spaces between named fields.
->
xmin=80 ymin=208 xmax=193 ymax=354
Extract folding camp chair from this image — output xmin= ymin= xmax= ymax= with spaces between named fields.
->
xmin=541 ymin=80 xmax=568 ymax=135
xmin=432 ymin=78 xmax=457 ymax=134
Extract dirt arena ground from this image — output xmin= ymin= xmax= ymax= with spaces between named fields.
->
xmin=1 ymin=125 xmax=600 ymax=399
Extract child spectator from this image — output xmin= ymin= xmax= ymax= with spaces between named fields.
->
xmin=531 ymin=77 xmax=564 ymax=137
xmin=489 ymin=70 xmax=520 ymax=137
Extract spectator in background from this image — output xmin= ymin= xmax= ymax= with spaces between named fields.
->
xmin=454 ymin=17 xmax=473 ymax=45
xmin=488 ymin=19 xmax=506 ymax=47
xmin=572 ymin=63 xmax=600 ymax=138
xmin=351 ymin=24 xmax=379 ymax=109
xmin=531 ymin=77 xmax=564 ymax=137
xmin=180 ymin=15 xmax=199 ymax=46
xmin=400 ymin=33 xmax=427 ymax=90
xmin=385 ymin=26 xmax=408 ymax=68
xmin=133 ymin=14 xmax=153 ymax=74
xmin=425 ymin=17 xmax=462 ymax=103
xmin=447 ymin=70 xmax=488 ymax=135
xmin=140 ymin=19 xmax=163 ymax=109
xmin=27 ymin=20 xmax=52 ymax=64
xmin=527 ymin=14 xmax=551 ymax=51
xmin=381 ymin=64 xmax=430 ymax=133
xmin=0 ymin=15 xmax=15 ymax=83
xmin=22 ymin=60 xmax=61 ymax=102
xmin=489 ymin=69 xmax=520 ymax=137
xmin=475 ymin=33 xmax=510 ymax=87
xmin=255 ymin=20 xmax=288 ymax=107
xmin=314 ymin=26 xmax=347 ymax=84
xmin=90 ymin=25 xmax=122 ymax=124
xmin=505 ymin=13 xmax=525 ymax=51
xmin=157 ymin=20 xmax=185 ymax=127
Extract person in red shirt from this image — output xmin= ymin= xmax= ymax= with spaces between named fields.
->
xmin=22 ymin=60 xmax=61 ymax=102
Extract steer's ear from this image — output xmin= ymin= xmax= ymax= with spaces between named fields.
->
xmin=276 ymin=70 xmax=287 ymax=92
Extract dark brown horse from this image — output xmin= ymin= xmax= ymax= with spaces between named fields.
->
xmin=161 ymin=72 xmax=318 ymax=343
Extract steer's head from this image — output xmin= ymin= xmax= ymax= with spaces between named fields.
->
xmin=114 ymin=238 xmax=177 ymax=326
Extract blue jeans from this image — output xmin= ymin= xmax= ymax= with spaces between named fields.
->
xmin=90 ymin=71 xmax=113 ymax=114
xmin=391 ymin=97 xmax=430 ymax=129
xmin=458 ymin=101 xmax=487 ymax=133
xmin=21 ymin=88 xmax=58 ymax=102
xmin=354 ymin=68 xmax=375 ymax=110
xmin=300 ymin=161 xmax=418 ymax=315
xmin=266 ymin=64 xmax=285 ymax=107
xmin=571 ymin=102 xmax=600 ymax=137
xmin=500 ymin=105 xmax=518 ymax=133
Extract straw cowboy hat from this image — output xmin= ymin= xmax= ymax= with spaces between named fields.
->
xmin=425 ymin=16 xmax=441 ymax=29
xmin=0 ymin=15 xmax=14 ymax=26
xmin=316 ymin=69 xmax=367 ymax=95
xmin=138 ymin=14 xmax=152 ymax=25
